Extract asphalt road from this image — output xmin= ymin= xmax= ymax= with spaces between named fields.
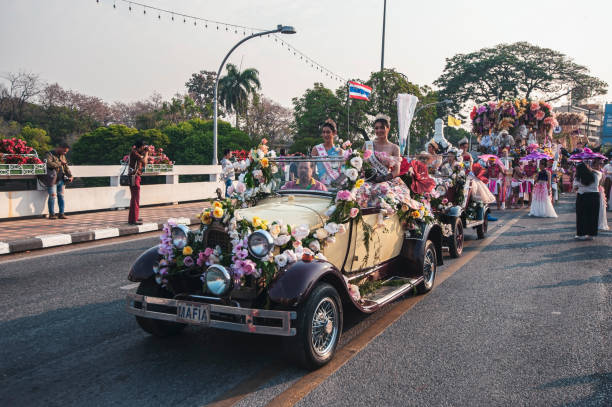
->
xmin=0 ymin=196 xmax=610 ymax=407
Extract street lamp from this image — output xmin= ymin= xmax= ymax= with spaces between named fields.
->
xmin=406 ymin=99 xmax=452 ymax=155
xmin=212 ymin=24 xmax=296 ymax=165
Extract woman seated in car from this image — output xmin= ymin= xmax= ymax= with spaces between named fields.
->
xmin=281 ymin=161 xmax=328 ymax=191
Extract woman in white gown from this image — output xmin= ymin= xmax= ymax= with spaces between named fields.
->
xmin=529 ymin=159 xmax=557 ymax=218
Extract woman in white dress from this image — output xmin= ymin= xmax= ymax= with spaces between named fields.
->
xmin=528 ymin=159 xmax=557 ymax=218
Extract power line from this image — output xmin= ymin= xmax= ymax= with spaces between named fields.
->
xmin=96 ymin=0 xmax=347 ymax=84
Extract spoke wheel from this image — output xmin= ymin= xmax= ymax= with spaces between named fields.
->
xmin=448 ymin=218 xmax=464 ymax=258
xmin=310 ymin=298 xmax=339 ymax=358
xmin=417 ymin=240 xmax=437 ymax=294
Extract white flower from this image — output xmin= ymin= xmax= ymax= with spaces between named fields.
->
xmin=260 ymin=183 xmax=272 ymax=194
xmin=269 ymin=150 xmax=277 ymax=158
xmin=257 ymin=150 xmax=265 ymax=159
xmin=308 ymin=240 xmax=321 ymax=252
xmin=294 ymin=245 xmax=304 ymax=257
xmin=337 ymin=224 xmax=347 ymax=234
xmin=273 ymin=234 xmax=291 ymax=246
xmin=349 ymin=156 xmax=363 ymax=170
xmin=348 ymin=284 xmax=361 ymax=301
xmin=325 ymin=205 xmax=337 ymax=217
xmin=238 ymin=173 xmax=246 ymax=183
xmin=274 ymin=254 xmax=288 ymax=268
xmin=283 ymin=249 xmax=297 ymax=263
xmin=324 ymin=222 xmax=339 ymax=235
xmin=234 ymin=181 xmax=247 ymax=194
xmin=326 ymin=236 xmax=336 ymax=245
xmin=459 ymin=170 xmax=466 ymax=177
xmin=291 ymin=224 xmax=310 ymax=241
xmin=229 ymin=230 xmax=240 ymax=240
xmin=271 ymin=165 xmax=278 ymax=174
xmin=344 ymin=168 xmax=358 ymax=181
xmin=269 ymin=223 xmax=281 ymax=237
xmin=314 ymin=228 xmax=329 ymax=240
xmin=314 ymin=252 xmax=327 ymax=261
xmin=280 ymin=224 xmax=289 ymax=235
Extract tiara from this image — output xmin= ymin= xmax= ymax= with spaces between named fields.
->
xmin=374 ymin=113 xmax=391 ymax=123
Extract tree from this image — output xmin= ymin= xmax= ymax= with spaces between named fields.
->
xmin=0 ymin=71 xmax=43 ymax=122
xmin=19 ymin=125 xmax=52 ymax=155
xmin=443 ymin=126 xmax=472 ymax=147
xmin=218 ymin=64 xmax=261 ymax=129
xmin=245 ymin=94 xmax=293 ymax=147
xmin=434 ymin=42 xmax=608 ymax=112
xmin=185 ymin=70 xmax=216 ymax=118
xmin=160 ymin=94 xmax=202 ymax=124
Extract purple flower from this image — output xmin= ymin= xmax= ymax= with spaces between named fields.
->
xmin=183 ymin=256 xmax=194 ymax=267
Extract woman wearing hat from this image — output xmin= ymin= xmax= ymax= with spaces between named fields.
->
xmin=426 ymin=140 xmax=442 ymax=172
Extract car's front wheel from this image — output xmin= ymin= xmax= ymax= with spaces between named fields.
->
xmin=448 ymin=217 xmax=464 ymax=258
xmin=287 ymin=283 xmax=343 ymax=370
xmin=135 ymin=277 xmax=186 ymax=337
xmin=476 ymin=210 xmax=489 ymax=239
xmin=417 ymin=240 xmax=437 ymax=294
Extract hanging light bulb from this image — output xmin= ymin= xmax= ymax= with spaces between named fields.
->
xmin=205 ymin=23 xmax=207 ymax=28
xmin=128 ymin=4 xmax=131 ymax=11
xmin=158 ymin=14 xmax=160 ymax=19
xmin=194 ymin=20 xmax=197 ymax=26
xmin=171 ymin=14 xmax=174 ymax=21
xmin=143 ymin=8 xmax=146 ymax=14
xmin=113 ymin=2 xmax=116 ymax=8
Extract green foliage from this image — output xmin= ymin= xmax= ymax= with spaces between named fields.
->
xmin=443 ymin=126 xmax=472 ymax=147
xmin=71 ymin=125 xmax=140 ymax=165
xmin=218 ymin=64 xmax=261 ymax=129
xmin=434 ymin=41 xmax=608 ymax=112
xmin=19 ymin=125 xmax=52 ymax=155
xmin=292 ymin=83 xmax=344 ymax=147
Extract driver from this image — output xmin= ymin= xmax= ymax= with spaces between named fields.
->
xmin=281 ymin=161 xmax=328 ymax=191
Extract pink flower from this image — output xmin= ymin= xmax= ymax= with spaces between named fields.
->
xmin=242 ymin=259 xmax=256 ymax=275
xmin=336 ymin=190 xmax=353 ymax=201
xmin=363 ymin=150 xmax=372 ymax=159
xmin=204 ymin=247 xmax=214 ymax=256
xmin=530 ymin=102 xmax=539 ymax=111
xmin=349 ymin=207 xmax=359 ymax=218
xmin=535 ymin=110 xmax=545 ymax=120
xmin=442 ymin=198 xmax=449 ymax=204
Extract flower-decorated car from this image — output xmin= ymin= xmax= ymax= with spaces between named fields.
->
xmin=125 ymin=144 xmax=444 ymax=369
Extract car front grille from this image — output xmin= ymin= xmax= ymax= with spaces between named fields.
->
xmin=205 ymin=228 xmax=232 ymax=254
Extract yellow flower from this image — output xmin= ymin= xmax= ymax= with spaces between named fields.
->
xmin=355 ymin=178 xmax=365 ymax=189
xmin=213 ymin=201 xmax=223 ymax=209
xmin=411 ymin=210 xmax=421 ymax=219
xmin=200 ymin=211 xmax=212 ymax=225
xmin=261 ymin=157 xmax=269 ymax=168
xmin=182 ymin=246 xmax=193 ymax=256
xmin=212 ymin=207 xmax=224 ymax=218
xmin=423 ymin=210 xmax=429 ymax=217
xmin=401 ymin=204 xmax=409 ymax=212
xmin=252 ymin=216 xmax=263 ymax=227
xmin=261 ymin=220 xmax=268 ymax=230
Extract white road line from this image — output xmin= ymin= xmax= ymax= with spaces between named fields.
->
xmin=0 ymin=242 xmax=9 ymax=254
xmin=94 ymin=228 xmax=120 ymax=239
xmin=119 ymin=283 xmax=140 ymax=290
xmin=36 ymin=234 xmax=72 ymax=248
xmin=137 ymin=223 xmax=158 ymax=233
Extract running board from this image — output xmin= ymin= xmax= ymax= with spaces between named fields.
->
xmin=361 ymin=276 xmax=422 ymax=309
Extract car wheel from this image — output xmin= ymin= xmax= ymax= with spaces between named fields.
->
xmin=417 ymin=240 xmax=437 ymax=294
xmin=448 ymin=218 xmax=464 ymax=258
xmin=286 ymin=283 xmax=343 ymax=370
xmin=476 ymin=210 xmax=489 ymax=239
xmin=135 ymin=277 xmax=186 ymax=337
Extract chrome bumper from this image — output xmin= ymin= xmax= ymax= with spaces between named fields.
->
xmin=126 ymin=293 xmax=296 ymax=336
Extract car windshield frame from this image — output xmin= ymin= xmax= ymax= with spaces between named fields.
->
xmin=270 ymin=156 xmax=346 ymax=196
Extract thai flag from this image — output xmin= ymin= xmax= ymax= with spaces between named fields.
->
xmin=348 ymin=81 xmax=372 ymax=101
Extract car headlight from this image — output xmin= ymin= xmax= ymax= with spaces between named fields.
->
xmin=171 ymin=224 xmax=190 ymax=249
xmin=205 ymin=265 xmax=233 ymax=296
xmin=247 ymin=230 xmax=274 ymax=259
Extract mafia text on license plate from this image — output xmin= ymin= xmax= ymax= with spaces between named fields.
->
xmin=177 ymin=303 xmax=209 ymax=324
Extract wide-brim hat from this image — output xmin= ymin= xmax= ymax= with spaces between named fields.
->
xmin=417 ymin=151 xmax=432 ymax=159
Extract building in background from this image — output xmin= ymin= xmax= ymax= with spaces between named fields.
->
xmin=554 ymin=104 xmax=603 ymax=145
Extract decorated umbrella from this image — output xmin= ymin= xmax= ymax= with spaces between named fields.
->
xmin=569 ymin=147 xmax=607 ymax=161
xmin=520 ymin=152 xmax=552 ymax=162
xmin=478 ymin=154 xmax=507 ymax=172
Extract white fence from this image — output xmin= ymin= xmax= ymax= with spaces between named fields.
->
xmin=0 ymin=165 xmax=222 ymax=219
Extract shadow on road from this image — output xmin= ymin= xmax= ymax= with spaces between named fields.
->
xmin=530 ymin=269 xmax=612 ymax=289
xmin=537 ymin=372 xmax=612 ymax=407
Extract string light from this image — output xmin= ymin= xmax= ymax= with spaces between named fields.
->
xmin=99 ymin=0 xmax=347 ymax=83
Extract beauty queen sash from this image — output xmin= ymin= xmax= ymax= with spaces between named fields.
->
xmin=315 ymin=144 xmax=340 ymax=184
xmin=364 ymin=141 xmax=389 ymax=176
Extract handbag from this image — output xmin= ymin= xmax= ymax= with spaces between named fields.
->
xmin=120 ymin=155 xmax=136 ymax=187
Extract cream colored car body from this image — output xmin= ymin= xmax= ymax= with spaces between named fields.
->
xmin=235 ymin=194 xmax=404 ymax=273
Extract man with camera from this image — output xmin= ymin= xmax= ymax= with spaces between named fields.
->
xmin=128 ymin=140 xmax=148 ymax=225
xmin=41 ymin=142 xmax=73 ymax=220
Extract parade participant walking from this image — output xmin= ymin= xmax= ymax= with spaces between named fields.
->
xmin=573 ymin=162 xmax=600 ymax=240
xmin=523 ymin=159 xmax=537 ymax=204
xmin=311 ymin=118 xmax=343 ymax=186
xmin=528 ymin=159 xmax=557 ymax=218
xmin=603 ymin=156 xmax=612 ymax=206
xmin=508 ymin=159 xmax=525 ymax=209
xmin=486 ymin=156 xmax=506 ymax=210
xmin=591 ymin=159 xmax=609 ymax=231
xmin=42 ymin=143 xmax=73 ymax=219
xmin=128 ymin=140 xmax=148 ymax=225
xmin=220 ymin=149 xmax=234 ymax=197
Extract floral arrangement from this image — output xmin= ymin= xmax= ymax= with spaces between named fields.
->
xmin=465 ymin=200 xmax=485 ymax=220
xmin=146 ymin=145 xmax=171 ymax=165
xmin=471 ymin=99 xmax=558 ymax=136
xmin=470 ymin=102 xmax=498 ymax=136
xmin=0 ymin=138 xmax=43 ymax=165
xmin=231 ymin=149 xmax=249 ymax=162
xmin=495 ymin=101 xmax=518 ymax=131
xmin=555 ymin=112 xmax=586 ymax=126
xmin=517 ymin=100 xmax=557 ymax=131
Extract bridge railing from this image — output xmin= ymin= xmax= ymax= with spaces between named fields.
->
xmin=0 ymin=165 xmax=222 ymax=219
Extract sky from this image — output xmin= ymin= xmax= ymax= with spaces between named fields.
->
xmin=0 ymin=0 xmax=610 ymax=109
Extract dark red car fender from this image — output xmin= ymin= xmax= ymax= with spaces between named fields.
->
xmin=268 ymin=260 xmax=352 ymax=308
xmin=401 ymin=224 xmax=444 ymax=274
xmin=127 ymin=245 xmax=161 ymax=282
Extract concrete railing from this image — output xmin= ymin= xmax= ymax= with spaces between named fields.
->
xmin=0 ymin=165 xmax=223 ymax=219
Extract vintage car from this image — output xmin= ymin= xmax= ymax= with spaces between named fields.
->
xmin=432 ymin=176 xmax=490 ymax=258
xmin=125 ymin=155 xmax=444 ymax=369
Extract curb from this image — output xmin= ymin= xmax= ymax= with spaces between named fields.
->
xmin=0 ymin=216 xmax=198 ymax=255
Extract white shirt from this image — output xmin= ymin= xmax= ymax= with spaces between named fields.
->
xmin=603 ymin=164 xmax=612 ymax=180
xmin=573 ymin=171 xmax=601 ymax=194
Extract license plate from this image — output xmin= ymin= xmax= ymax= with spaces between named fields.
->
xmin=176 ymin=302 xmax=209 ymax=324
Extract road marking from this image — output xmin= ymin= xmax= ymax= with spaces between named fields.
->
xmin=265 ymin=214 xmax=524 ymax=407
xmin=119 ymin=283 xmax=140 ymax=290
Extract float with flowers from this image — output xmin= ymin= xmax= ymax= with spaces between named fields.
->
xmin=121 ymin=145 xmax=173 ymax=174
xmin=125 ymin=141 xmax=444 ymax=369
xmin=0 ymin=138 xmax=46 ymax=177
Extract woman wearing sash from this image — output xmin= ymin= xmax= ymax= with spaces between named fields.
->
xmin=311 ymin=118 xmax=343 ymax=186
xmin=364 ymin=114 xmax=401 ymax=177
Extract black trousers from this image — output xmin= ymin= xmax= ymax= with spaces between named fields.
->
xmin=576 ymin=192 xmax=599 ymax=236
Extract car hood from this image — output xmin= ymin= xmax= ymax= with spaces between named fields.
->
xmin=234 ymin=195 xmax=332 ymax=229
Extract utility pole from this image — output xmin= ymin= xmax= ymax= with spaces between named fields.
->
xmin=379 ymin=0 xmax=387 ymax=111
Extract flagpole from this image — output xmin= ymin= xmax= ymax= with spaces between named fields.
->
xmin=346 ymin=81 xmax=350 ymax=142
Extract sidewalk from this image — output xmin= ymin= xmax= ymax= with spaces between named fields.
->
xmin=0 ymin=201 xmax=209 ymax=255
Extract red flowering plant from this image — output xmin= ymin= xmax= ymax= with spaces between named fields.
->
xmin=0 ymin=138 xmax=45 ymax=175
xmin=146 ymin=145 xmax=172 ymax=165
xmin=231 ymin=149 xmax=248 ymax=162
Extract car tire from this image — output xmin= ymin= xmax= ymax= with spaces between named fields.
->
xmin=135 ymin=278 xmax=186 ymax=337
xmin=448 ymin=218 xmax=464 ymax=258
xmin=476 ymin=210 xmax=489 ymax=239
xmin=285 ymin=283 xmax=343 ymax=370
xmin=417 ymin=240 xmax=437 ymax=294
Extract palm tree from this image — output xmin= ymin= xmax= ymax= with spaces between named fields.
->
xmin=218 ymin=64 xmax=261 ymax=130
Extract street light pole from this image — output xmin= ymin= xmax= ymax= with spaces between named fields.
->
xmin=379 ymin=0 xmax=387 ymax=112
xmin=212 ymin=24 xmax=296 ymax=165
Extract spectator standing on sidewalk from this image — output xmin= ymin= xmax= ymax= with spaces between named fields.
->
xmin=128 ymin=141 xmax=148 ymax=225
xmin=573 ymin=162 xmax=600 ymax=240
xmin=221 ymin=149 xmax=234 ymax=197
xmin=42 ymin=143 xmax=73 ymax=219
